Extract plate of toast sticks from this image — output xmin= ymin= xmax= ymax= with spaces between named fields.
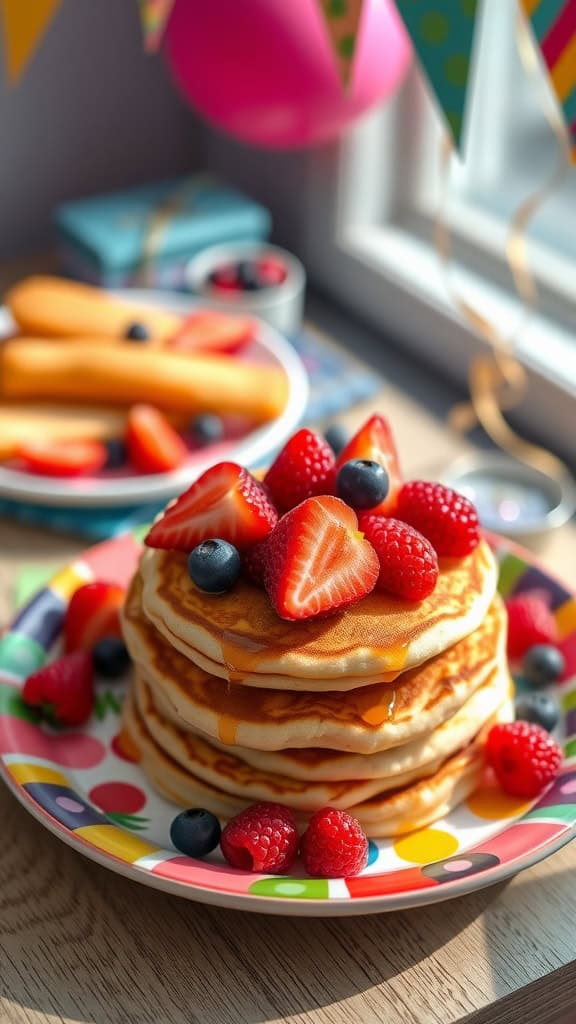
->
xmin=0 ymin=277 xmax=308 ymax=507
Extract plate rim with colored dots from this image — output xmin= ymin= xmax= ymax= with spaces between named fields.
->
xmin=0 ymin=289 xmax=309 ymax=508
xmin=0 ymin=530 xmax=575 ymax=917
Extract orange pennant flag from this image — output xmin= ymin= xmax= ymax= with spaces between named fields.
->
xmin=319 ymin=0 xmax=365 ymax=86
xmin=139 ymin=0 xmax=176 ymax=52
xmin=0 ymin=0 xmax=62 ymax=84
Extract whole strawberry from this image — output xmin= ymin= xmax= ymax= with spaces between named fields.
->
xmin=301 ymin=807 xmax=368 ymax=878
xmin=220 ymin=801 xmax=299 ymax=874
xmin=486 ymin=721 xmax=562 ymax=798
xmin=506 ymin=590 xmax=559 ymax=661
xmin=359 ymin=515 xmax=439 ymax=600
xmin=396 ymin=480 xmax=480 ymax=557
xmin=263 ymin=428 xmax=336 ymax=513
xmin=23 ymin=651 xmax=94 ymax=727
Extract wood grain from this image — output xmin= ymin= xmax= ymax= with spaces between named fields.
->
xmin=1 ymin=323 xmax=576 ymax=1022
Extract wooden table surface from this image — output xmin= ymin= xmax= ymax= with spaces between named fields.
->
xmin=1 ymin=344 xmax=576 ymax=1024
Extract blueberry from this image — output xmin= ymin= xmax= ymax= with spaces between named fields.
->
xmin=188 ymin=539 xmax=241 ymax=593
xmin=522 ymin=644 xmax=565 ymax=687
xmin=191 ymin=414 xmax=224 ymax=446
xmin=170 ymin=808 xmax=221 ymax=857
xmin=236 ymin=260 xmax=263 ymax=291
xmin=515 ymin=693 xmax=559 ymax=733
xmin=324 ymin=423 xmax=349 ymax=456
xmin=336 ymin=459 xmax=389 ymax=510
xmin=125 ymin=322 xmax=150 ymax=341
xmin=92 ymin=636 xmax=131 ymax=679
xmin=104 ymin=439 xmax=127 ymax=469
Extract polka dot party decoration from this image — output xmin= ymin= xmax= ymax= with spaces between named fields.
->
xmin=394 ymin=0 xmax=480 ymax=150
xmin=0 ymin=529 xmax=575 ymax=914
xmin=319 ymin=0 xmax=365 ymax=86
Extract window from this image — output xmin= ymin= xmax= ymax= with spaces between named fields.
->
xmin=302 ymin=0 xmax=576 ymax=460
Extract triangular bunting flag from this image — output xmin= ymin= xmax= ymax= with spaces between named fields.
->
xmin=520 ymin=0 xmax=576 ymax=161
xmin=319 ymin=0 xmax=365 ymax=87
xmin=138 ymin=0 xmax=176 ymax=53
xmin=394 ymin=0 xmax=480 ymax=151
xmin=0 ymin=0 xmax=62 ymax=84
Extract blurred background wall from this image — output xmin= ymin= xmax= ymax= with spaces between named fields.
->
xmin=0 ymin=0 xmax=208 ymax=257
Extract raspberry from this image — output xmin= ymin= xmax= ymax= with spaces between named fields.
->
xmin=263 ymin=429 xmax=336 ymax=512
xmin=300 ymin=807 xmax=368 ymax=878
xmin=506 ymin=590 xmax=559 ymax=661
xmin=396 ymin=480 xmax=480 ymax=557
xmin=358 ymin=515 xmax=439 ymax=600
xmin=220 ymin=802 xmax=299 ymax=874
xmin=486 ymin=721 xmax=563 ymax=798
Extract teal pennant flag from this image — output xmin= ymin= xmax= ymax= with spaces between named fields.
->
xmin=394 ymin=0 xmax=481 ymax=151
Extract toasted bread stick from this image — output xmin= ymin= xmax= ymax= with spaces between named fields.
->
xmin=0 ymin=404 xmax=127 ymax=460
xmin=0 ymin=339 xmax=289 ymax=422
xmin=5 ymin=276 xmax=182 ymax=343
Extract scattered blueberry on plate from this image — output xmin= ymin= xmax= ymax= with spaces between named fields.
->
xmin=522 ymin=644 xmax=565 ymax=687
xmin=170 ymin=808 xmax=222 ymax=858
xmin=92 ymin=637 xmax=132 ymax=679
xmin=515 ymin=693 xmax=559 ymax=733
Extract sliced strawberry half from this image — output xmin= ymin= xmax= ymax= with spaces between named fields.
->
xmin=261 ymin=495 xmax=379 ymax=620
xmin=126 ymin=404 xmax=188 ymax=474
xmin=336 ymin=414 xmax=402 ymax=515
xmin=64 ymin=581 xmax=126 ymax=653
xmin=167 ymin=311 xmax=254 ymax=354
xmin=17 ymin=439 xmax=107 ymax=477
xmin=145 ymin=461 xmax=278 ymax=552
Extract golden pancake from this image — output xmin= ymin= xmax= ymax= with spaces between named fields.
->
xmin=195 ymin=666 xmax=513 ymax=782
xmin=132 ymin=673 xmax=429 ymax=809
xmin=121 ymin=687 xmax=514 ymax=837
xmin=122 ymin=574 xmax=508 ymax=754
xmin=139 ymin=540 xmax=498 ymax=689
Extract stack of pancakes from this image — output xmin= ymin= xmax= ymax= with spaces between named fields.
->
xmin=120 ymin=539 xmax=513 ymax=836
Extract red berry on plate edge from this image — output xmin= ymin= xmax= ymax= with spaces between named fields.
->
xmin=64 ymin=581 xmax=126 ymax=654
xmin=23 ymin=651 xmax=94 ymax=727
xmin=300 ymin=807 xmax=368 ymax=879
xmin=220 ymin=802 xmax=299 ymax=874
xmin=486 ymin=721 xmax=562 ymax=799
xmin=505 ymin=590 xmax=559 ymax=662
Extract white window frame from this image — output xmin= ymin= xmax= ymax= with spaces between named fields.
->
xmin=300 ymin=4 xmax=576 ymax=462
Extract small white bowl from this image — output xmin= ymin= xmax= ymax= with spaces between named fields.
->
xmin=186 ymin=242 xmax=305 ymax=336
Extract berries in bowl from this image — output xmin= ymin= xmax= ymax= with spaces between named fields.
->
xmin=186 ymin=242 xmax=305 ymax=336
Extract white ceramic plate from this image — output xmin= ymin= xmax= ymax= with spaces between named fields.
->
xmin=0 ymin=290 xmax=309 ymax=507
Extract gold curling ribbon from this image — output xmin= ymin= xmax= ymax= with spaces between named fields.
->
xmin=441 ymin=11 xmax=572 ymax=483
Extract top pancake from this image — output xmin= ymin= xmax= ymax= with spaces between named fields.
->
xmin=139 ymin=539 xmax=498 ymax=689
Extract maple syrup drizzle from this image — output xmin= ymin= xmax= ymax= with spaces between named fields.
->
xmin=218 ymin=714 xmax=240 ymax=746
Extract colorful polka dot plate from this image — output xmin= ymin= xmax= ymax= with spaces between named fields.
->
xmin=1 ymin=532 xmax=575 ymax=916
